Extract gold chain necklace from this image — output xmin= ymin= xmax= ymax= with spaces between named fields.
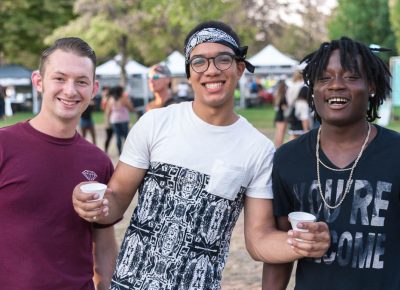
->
xmin=316 ymin=123 xmax=371 ymax=209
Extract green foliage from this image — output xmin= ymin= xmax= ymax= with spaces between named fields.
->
xmin=389 ymin=0 xmax=400 ymax=54
xmin=45 ymin=0 xmax=250 ymax=66
xmin=328 ymin=0 xmax=397 ymax=61
xmin=0 ymin=0 xmax=75 ymax=68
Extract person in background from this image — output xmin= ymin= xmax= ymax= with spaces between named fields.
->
xmin=287 ymin=85 xmax=310 ymax=140
xmin=145 ymin=64 xmax=177 ymax=111
xmin=80 ymin=97 xmax=97 ymax=145
xmin=273 ymin=78 xmax=288 ymax=148
xmin=264 ymin=37 xmax=399 ymax=290
xmin=0 ymin=37 xmax=117 ymax=290
xmin=0 ymin=85 xmax=6 ymax=121
xmin=286 ymin=71 xmax=304 ymax=108
xmin=100 ymin=86 xmax=114 ymax=154
xmin=106 ymin=86 xmax=135 ymax=155
xmin=177 ymin=80 xmax=192 ymax=101
xmin=72 ymin=20 xmax=330 ymax=290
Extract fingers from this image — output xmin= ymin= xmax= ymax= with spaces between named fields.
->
xmin=288 ymin=221 xmax=331 ymax=258
xmin=72 ymin=182 xmax=110 ymax=223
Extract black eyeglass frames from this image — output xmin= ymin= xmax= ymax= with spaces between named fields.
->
xmin=188 ymin=53 xmax=238 ymax=73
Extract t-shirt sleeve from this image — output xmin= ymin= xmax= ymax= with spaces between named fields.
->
xmin=272 ymin=150 xmax=294 ymax=216
xmin=245 ymin=145 xmax=275 ymax=199
xmin=119 ymin=112 xmax=153 ymax=169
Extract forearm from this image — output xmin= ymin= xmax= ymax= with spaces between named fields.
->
xmin=262 ymin=262 xmax=293 ymax=290
xmin=245 ymin=227 xmax=302 ymax=263
xmin=92 ymin=227 xmax=118 ymax=290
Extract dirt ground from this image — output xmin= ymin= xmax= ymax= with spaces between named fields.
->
xmin=93 ymin=124 xmax=296 ymax=290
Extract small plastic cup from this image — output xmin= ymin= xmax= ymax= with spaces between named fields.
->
xmin=288 ymin=211 xmax=316 ymax=232
xmin=80 ymin=183 xmax=107 ymax=202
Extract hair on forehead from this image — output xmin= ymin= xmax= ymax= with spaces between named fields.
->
xmin=39 ymin=37 xmax=96 ymax=77
xmin=301 ymin=36 xmax=391 ymax=122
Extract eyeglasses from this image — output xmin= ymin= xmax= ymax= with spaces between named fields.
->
xmin=148 ymin=74 xmax=167 ymax=80
xmin=188 ymin=53 xmax=237 ymax=73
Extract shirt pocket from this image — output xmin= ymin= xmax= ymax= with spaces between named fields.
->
xmin=206 ymin=159 xmax=246 ymax=201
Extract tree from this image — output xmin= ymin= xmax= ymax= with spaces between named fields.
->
xmin=389 ymin=0 xmax=400 ymax=54
xmin=0 ymin=0 xmax=74 ymax=68
xmin=328 ymin=0 xmax=396 ymax=61
xmin=47 ymin=0 xmax=242 ymax=86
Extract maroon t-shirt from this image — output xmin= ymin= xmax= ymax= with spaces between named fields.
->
xmin=0 ymin=121 xmax=114 ymax=290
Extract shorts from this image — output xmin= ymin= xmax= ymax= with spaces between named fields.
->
xmin=80 ymin=118 xmax=94 ymax=129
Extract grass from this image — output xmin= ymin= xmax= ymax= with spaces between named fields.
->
xmin=2 ymin=104 xmax=400 ymax=133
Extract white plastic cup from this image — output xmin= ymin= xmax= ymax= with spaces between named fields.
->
xmin=288 ymin=211 xmax=316 ymax=232
xmin=80 ymin=183 xmax=107 ymax=202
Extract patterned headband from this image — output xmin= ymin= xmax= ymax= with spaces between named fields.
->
xmin=184 ymin=27 xmax=239 ymax=61
xmin=184 ymin=27 xmax=255 ymax=77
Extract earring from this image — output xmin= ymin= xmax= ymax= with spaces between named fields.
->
xmin=370 ymin=92 xmax=375 ymax=98
xmin=311 ymin=94 xmax=315 ymax=98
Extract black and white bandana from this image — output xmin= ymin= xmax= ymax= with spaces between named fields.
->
xmin=184 ymin=27 xmax=255 ymax=77
xmin=184 ymin=27 xmax=239 ymax=61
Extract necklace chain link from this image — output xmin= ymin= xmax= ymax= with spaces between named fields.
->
xmin=316 ymin=123 xmax=371 ymax=209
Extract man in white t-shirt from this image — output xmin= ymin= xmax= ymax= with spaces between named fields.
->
xmin=73 ymin=21 xmax=330 ymax=289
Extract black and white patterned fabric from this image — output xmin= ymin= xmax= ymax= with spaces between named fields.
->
xmin=184 ymin=27 xmax=239 ymax=61
xmin=110 ymin=162 xmax=245 ymax=290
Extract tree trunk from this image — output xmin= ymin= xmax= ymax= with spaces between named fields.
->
xmin=119 ymin=34 xmax=128 ymax=88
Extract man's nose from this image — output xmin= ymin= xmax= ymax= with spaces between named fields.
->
xmin=64 ymin=80 xmax=77 ymax=96
xmin=204 ymin=58 xmax=220 ymax=75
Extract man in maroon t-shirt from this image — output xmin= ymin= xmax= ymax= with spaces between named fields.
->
xmin=0 ymin=38 xmax=117 ymax=290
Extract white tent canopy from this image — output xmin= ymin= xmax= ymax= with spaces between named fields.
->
xmin=161 ymin=51 xmax=186 ymax=77
xmin=96 ymin=56 xmax=150 ymax=106
xmin=248 ymin=44 xmax=298 ymax=74
xmin=96 ymin=55 xmax=149 ymax=76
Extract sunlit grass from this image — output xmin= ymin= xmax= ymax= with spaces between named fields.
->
xmin=1 ymin=105 xmax=400 ymax=132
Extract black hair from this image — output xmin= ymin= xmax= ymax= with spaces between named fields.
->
xmin=297 ymin=85 xmax=309 ymax=101
xmin=301 ymin=36 xmax=391 ymax=122
xmin=39 ymin=37 xmax=96 ymax=78
xmin=109 ymin=86 xmax=124 ymax=101
xmin=183 ymin=21 xmax=241 ymax=78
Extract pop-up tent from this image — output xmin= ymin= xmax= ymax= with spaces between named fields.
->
xmin=96 ymin=56 xmax=150 ymax=106
xmin=0 ymin=64 xmax=39 ymax=113
xmin=161 ymin=51 xmax=186 ymax=77
xmin=248 ymin=44 xmax=298 ymax=74
xmin=96 ymin=56 xmax=149 ymax=76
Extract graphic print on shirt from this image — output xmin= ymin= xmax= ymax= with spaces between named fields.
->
xmin=291 ymin=178 xmax=392 ymax=270
xmin=110 ymin=162 xmax=246 ymax=290
xmin=82 ymin=170 xmax=98 ymax=181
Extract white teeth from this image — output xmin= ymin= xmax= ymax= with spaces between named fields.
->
xmin=205 ymin=82 xmax=222 ymax=89
xmin=328 ymin=97 xmax=348 ymax=105
xmin=59 ymin=98 xmax=78 ymax=105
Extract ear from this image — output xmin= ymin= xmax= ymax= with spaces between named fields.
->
xmin=92 ymin=79 xmax=99 ymax=99
xmin=31 ymin=70 xmax=43 ymax=93
xmin=236 ymin=61 xmax=245 ymax=78
xmin=368 ymin=83 xmax=376 ymax=96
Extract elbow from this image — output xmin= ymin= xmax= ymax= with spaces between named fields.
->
xmin=245 ymin=237 xmax=266 ymax=262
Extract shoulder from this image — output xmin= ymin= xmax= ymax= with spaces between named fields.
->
xmin=375 ymin=125 xmax=400 ymax=145
xmin=0 ymin=122 xmax=26 ymax=141
xmin=237 ymin=115 xmax=275 ymax=153
xmin=275 ymin=129 xmax=315 ymax=162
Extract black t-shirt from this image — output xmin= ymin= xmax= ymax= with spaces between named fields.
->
xmin=273 ymin=125 xmax=400 ymax=290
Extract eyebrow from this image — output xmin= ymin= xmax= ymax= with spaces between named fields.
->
xmin=52 ymin=71 xmax=91 ymax=79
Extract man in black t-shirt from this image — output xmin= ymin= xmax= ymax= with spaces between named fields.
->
xmin=263 ymin=37 xmax=400 ymax=290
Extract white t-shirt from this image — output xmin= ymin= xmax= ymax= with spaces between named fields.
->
xmin=294 ymin=99 xmax=310 ymax=121
xmin=121 ymin=101 xmax=274 ymax=199
xmin=113 ymin=102 xmax=274 ymax=289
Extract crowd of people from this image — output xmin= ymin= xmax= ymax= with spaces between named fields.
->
xmin=1 ymin=18 xmax=399 ymax=290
